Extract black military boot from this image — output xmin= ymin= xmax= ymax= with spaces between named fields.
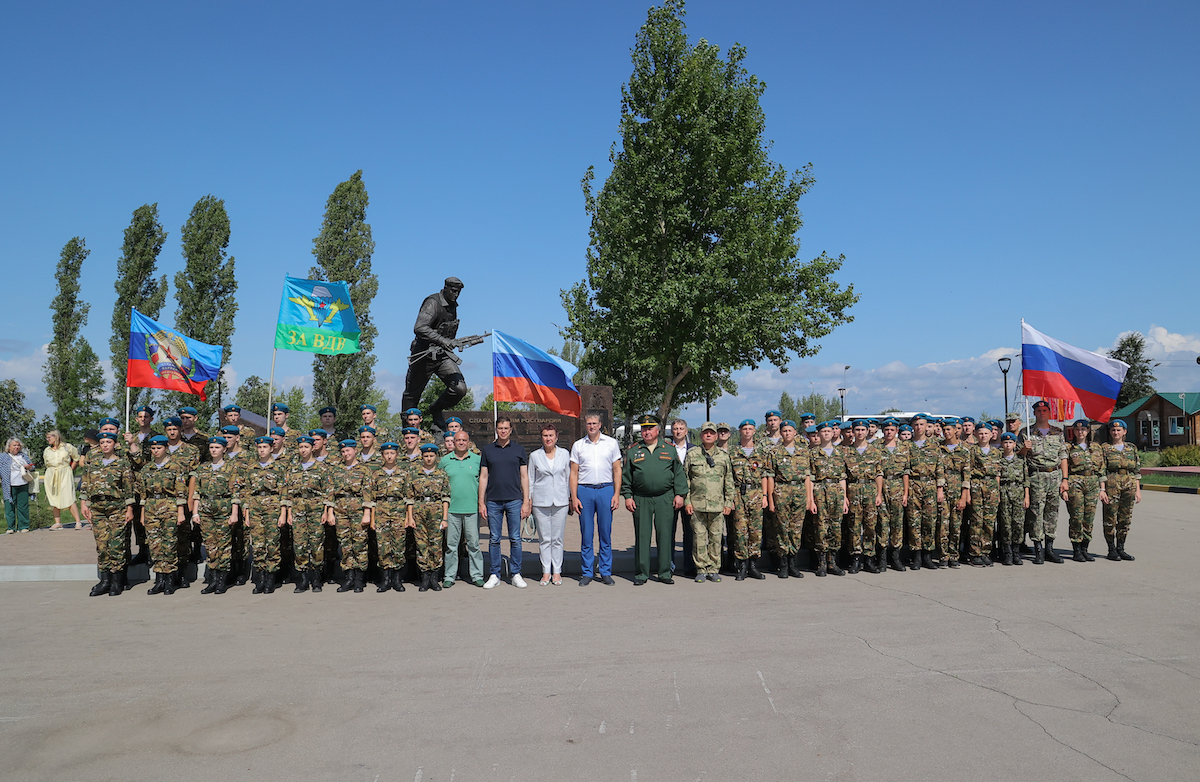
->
xmin=164 ymin=572 xmax=178 ymax=595
xmin=863 ymin=552 xmax=880 ymax=573
xmin=1033 ymin=541 xmax=1045 ymax=564
xmin=337 ymin=571 xmax=355 ymax=593
xmin=392 ymin=569 xmax=406 ymax=592
xmin=89 ymin=572 xmax=111 ymax=597
xmin=827 ymin=553 xmax=845 ymax=576
xmin=430 ymin=571 xmax=442 ymax=591
xmin=235 ymin=559 xmax=249 ymax=586
xmin=146 ymin=572 xmax=164 ymax=595
xmin=768 ymin=551 xmax=781 ymax=573
xmin=969 ymin=555 xmax=988 ymax=567
xmin=1010 ymin=543 xmax=1023 ymax=565
xmin=353 ymin=569 xmax=366 ymax=593
xmin=295 ymin=569 xmax=311 ymax=593
xmin=814 ymin=551 xmax=827 ymax=576
xmin=1081 ymin=539 xmax=1095 ymax=561
xmin=109 ymin=569 xmax=126 ymax=596
xmin=848 ymin=554 xmax=862 ymax=574
xmin=747 ymin=558 xmax=765 ymax=580
xmin=922 ymin=550 xmax=939 ymax=570
xmin=784 ymin=554 xmax=802 ymax=578
xmin=418 ymin=570 xmax=431 ymax=592
xmin=1001 ymin=543 xmax=1014 ymax=566
xmin=888 ymin=547 xmax=904 ymax=572
xmin=947 ymin=556 xmax=960 ymax=569
xmin=252 ymin=570 xmax=266 ymax=594
xmin=203 ymin=565 xmax=213 ymax=585
xmin=1105 ymin=536 xmax=1120 ymax=560
xmin=735 ymin=560 xmax=747 ymax=581
xmin=1116 ymin=537 xmax=1134 ymax=561
xmin=376 ymin=569 xmax=391 ymax=593
xmin=910 ymin=550 xmax=922 ymax=571
xmin=1045 ymin=538 xmax=1063 ymax=563
xmin=265 ymin=570 xmax=278 ymax=593
xmin=202 ymin=571 xmax=219 ymax=594
xmin=213 ymin=569 xmax=229 ymax=594
xmin=1071 ymin=541 xmax=1086 ymax=562
xmin=307 ymin=568 xmax=321 ymax=593
xmin=777 ymin=553 xmax=789 ymax=579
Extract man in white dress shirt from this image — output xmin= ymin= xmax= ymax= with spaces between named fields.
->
xmin=569 ymin=414 xmax=623 ymax=586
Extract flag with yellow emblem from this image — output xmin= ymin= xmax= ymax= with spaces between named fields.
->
xmin=274 ymin=275 xmax=361 ymax=355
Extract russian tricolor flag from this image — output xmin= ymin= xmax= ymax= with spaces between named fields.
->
xmin=492 ymin=332 xmax=581 ymax=418
xmin=1021 ymin=322 xmax=1129 ymax=422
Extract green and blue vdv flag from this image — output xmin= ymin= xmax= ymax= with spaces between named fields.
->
xmin=275 ymin=276 xmax=361 ymax=355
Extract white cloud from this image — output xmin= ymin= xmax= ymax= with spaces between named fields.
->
xmin=1143 ymin=326 xmax=1200 ymax=356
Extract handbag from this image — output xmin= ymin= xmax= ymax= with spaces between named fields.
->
xmin=521 ymin=512 xmax=539 ymax=543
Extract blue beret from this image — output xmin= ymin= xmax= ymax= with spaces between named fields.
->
xmin=988 ymin=420 xmax=1003 ymax=430
xmin=338 ymin=439 xmax=358 ymax=449
xmin=254 ymin=436 xmax=273 ymax=445
xmin=446 ymin=416 xmax=463 ymax=426
xmin=1000 ymin=432 xmax=1017 ymax=442
xmin=208 ymin=436 xmax=227 ymax=446
xmin=177 ymin=406 xmax=198 ymax=416
xmin=163 ymin=417 xmax=182 ymax=427
xmin=359 ymin=425 xmax=376 ymax=434
xmin=882 ymin=418 xmax=900 ymax=427
xmin=817 ymin=420 xmax=835 ymax=430
xmin=780 ymin=419 xmax=797 ymax=430
xmin=976 ymin=421 xmax=993 ymax=431
xmin=296 ymin=435 xmax=315 ymax=445
xmin=220 ymin=425 xmax=240 ymax=435
xmin=270 ymin=427 xmax=285 ymax=436
xmin=271 ymin=402 xmax=290 ymax=413
xmin=404 ymin=408 xmax=422 ymax=417
xmin=98 ymin=431 xmax=118 ymax=441
xmin=764 ymin=409 xmax=782 ymax=419
xmin=134 ymin=406 xmax=154 ymax=415
xmin=148 ymin=434 xmax=169 ymax=444
xmin=739 ymin=419 xmax=755 ymax=428
xmin=899 ymin=424 xmax=913 ymax=433
xmin=380 ymin=441 xmax=400 ymax=451
xmin=839 ymin=421 xmax=853 ymax=430
xmin=804 ymin=425 xmax=817 ymax=434
xmin=942 ymin=417 xmax=960 ymax=425
xmin=909 ymin=414 xmax=928 ymax=424
xmin=800 ymin=412 xmax=816 ymax=420
xmin=961 ymin=416 xmax=975 ymax=424
xmin=1072 ymin=419 xmax=1091 ymax=428
xmin=360 ymin=404 xmax=376 ymax=412
xmin=223 ymin=404 xmax=241 ymax=413
xmin=852 ymin=419 xmax=868 ymax=428
xmin=319 ymin=407 xmax=337 ymax=416
xmin=1108 ymin=419 xmax=1127 ymax=429
xmin=308 ymin=429 xmax=327 ymax=438
xmin=419 ymin=443 xmax=439 ymax=453
xmin=401 ymin=427 xmax=419 ymax=436
xmin=99 ymin=417 xmax=121 ymax=428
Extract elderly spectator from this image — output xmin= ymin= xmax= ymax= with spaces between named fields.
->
xmin=569 ymin=414 xmax=623 ymax=586
xmin=43 ymin=430 xmax=83 ymax=530
xmin=478 ymin=416 xmax=531 ymax=589
xmin=440 ymin=430 xmax=484 ymax=587
xmin=2 ymin=438 xmax=34 ymax=533
xmin=530 ymin=423 xmax=571 ymax=586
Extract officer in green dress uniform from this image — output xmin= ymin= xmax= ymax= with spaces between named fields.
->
xmin=621 ymin=415 xmax=687 ymax=585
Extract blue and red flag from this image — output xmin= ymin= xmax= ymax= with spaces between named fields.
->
xmin=1021 ymin=322 xmax=1128 ymax=422
xmin=492 ymin=331 xmax=581 ymax=417
xmin=127 ymin=308 xmax=223 ymax=401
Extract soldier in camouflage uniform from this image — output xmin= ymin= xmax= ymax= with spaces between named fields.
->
xmin=136 ymin=435 xmax=189 ymax=594
xmin=966 ymin=423 xmax=1001 ymax=567
xmin=357 ymin=426 xmax=381 ymax=467
xmin=439 ymin=417 xmax=480 ymax=456
xmin=754 ymin=409 xmax=784 ymax=568
xmin=403 ymin=409 xmax=437 ymax=445
xmin=218 ymin=424 xmax=252 ymax=586
xmin=727 ymin=419 xmax=772 ymax=580
xmin=271 ymin=402 xmax=295 ymax=439
xmin=1019 ymin=400 xmax=1069 ymax=564
xmin=222 ymin=405 xmax=258 ymax=453
xmin=809 ymin=421 xmax=849 ymax=577
xmin=235 ymin=437 xmax=287 ymax=593
xmin=177 ymin=406 xmax=210 ymax=462
xmin=937 ymin=417 xmax=972 ymax=568
xmin=906 ymin=415 xmax=946 ymax=570
xmin=329 ymin=438 xmax=375 ymax=593
xmin=996 ymin=432 xmax=1029 ymax=565
xmin=683 ymin=422 xmax=736 ymax=583
xmin=769 ymin=421 xmax=814 ymax=579
xmin=192 ymin=437 xmax=239 ymax=594
xmin=282 ymin=435 xmax=334 ymax=593
xmin=360 ymin=404 xmax=391 ymax=444
xmin=162 ymin=416 xmax=201 ymax=584
xmin=1064 ymin=419 xmax=1104 ymax=562
xmin=877 ymin=419 xmax=910 ymax=572
xmin=408 ymin=444 xmax=450 ymax=592
xmin=371 ymin=442 xmax=411 ymax=592
xmin=843 ymin=421 xmax=884 ymax=574
xmin=1099 ymin=419 xmax=1140 ymax=561
xmin=80 ymin=432 xmax=136 ymax=596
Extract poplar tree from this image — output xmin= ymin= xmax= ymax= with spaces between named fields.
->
xmin=310 ymin=171 xmax=378 ymax=418
xmin=42 ymin=237 xmax=106 ymax=439
xmin=170 ymin=195 xmax=237 ymax=427
xmin=111 ymin=203 xmax=168 ymax=410
xmin=0 ymin=379 xmax=36 ymax=445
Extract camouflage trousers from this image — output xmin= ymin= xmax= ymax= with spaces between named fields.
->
xmin=1102 ymin=475 xmax=1136 ymax=541
xmin=907 ymin=480 xmax=937 ymax=551
xmin=243 ymin=498 xmax=282 ymax=573
xmin=878 ymin=478 xmax=905 ymax=551
xmin=997 ymin=483 xmax=1024 ymax=544
xmin=968 ymin=482 xmax=997 ymax=557
xmin=89 ymin=503 xmax=128 ymax=572
xmin=773 ymin=484 xmax=806 ymax=556
xmin=1067 ymin=475 xmax=1099 ymax=542
xmin=689 ymin=511 xmax=724 ymax=573
xmin=197 ymin=499 xmax=234 ymax=570
xmin=290 ymin=502 xmax=327 ymax=571
xmin=143 ymin=499 xmax=181 ymax=574
xmin=762 ymin=508 xmax=778 ymax=559
xmin=729 ymin=489 xmax=764 ymax=561
xmin=333 ymin=500 xmax=369 ymax=571
xmin=845 ymin=481 xmax=879 ymax=555
xmin=374 ymin=502 xmax=408 ymax=569
xmin=814 ymin=481 xmax=845 ymax=552
xmin=1026 ymin=469 xmax=1062 ymax=541
xmin=939 ymin=477 xmax=965 ymax=562
xmin=412 ymin=502 xmax=444 ymax=571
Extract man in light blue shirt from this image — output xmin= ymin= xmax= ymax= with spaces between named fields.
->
xmin=439 ymin=430 xmax=484 ymax=587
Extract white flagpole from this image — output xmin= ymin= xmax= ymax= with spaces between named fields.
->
xmin=491 ymin=330 xmax=497 ymax=432
xmin=125 ymin=386 xmax=131 ymax=434
xmin=1021 ymin=319 xmax=1030 ymax=434
xmin=266 ymin=348 xmax=278 ymax=434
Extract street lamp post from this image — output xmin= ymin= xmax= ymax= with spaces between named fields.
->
xmin=997 ymin=357 xmax=1012 ymax=419
xmin=838 ymin=388 xmax=846 ymax=419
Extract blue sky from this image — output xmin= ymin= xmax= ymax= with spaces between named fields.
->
xmin=2 ymin=1 xmax=1197 ymax=427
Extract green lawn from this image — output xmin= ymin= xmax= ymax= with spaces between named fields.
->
xmin=1141 ymin=474 xmax=1200 ymax=489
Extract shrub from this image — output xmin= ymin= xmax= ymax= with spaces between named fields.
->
xmin=1159 ymin=445 xmax=1200 ymax=467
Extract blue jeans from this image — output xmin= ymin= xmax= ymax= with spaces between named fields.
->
xmin=578 ymin=483 xmax=614 ymax=577
xmin=486 ymin=499 xmax=523 ymax=576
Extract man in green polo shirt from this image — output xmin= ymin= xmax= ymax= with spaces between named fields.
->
xmin=621 ymin=414 xmax=687 ymax=585
xmin=439 ymin=430 xmax=484 ymax=587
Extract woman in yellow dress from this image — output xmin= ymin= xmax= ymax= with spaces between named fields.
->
xmin=43 ymin=430 xmax=82 ymax=530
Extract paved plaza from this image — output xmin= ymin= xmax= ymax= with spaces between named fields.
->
xmin=2 ymin=492 xmax=1198 ymax=781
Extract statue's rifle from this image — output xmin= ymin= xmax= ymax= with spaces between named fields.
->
xmin=408 ymin=331 xmax=491 ymax=365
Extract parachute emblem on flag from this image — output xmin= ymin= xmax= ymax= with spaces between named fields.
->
xmin=289 ymin=285 xmax=350 ymax=329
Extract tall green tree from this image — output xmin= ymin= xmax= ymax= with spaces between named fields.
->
xmin=0 ymin=379 xmax=36 ymax=445
xmin=779 ymin=391 xmax=841 ymax=424
xmin=547 ymin=339 xmax=595 ymax=387
xmin=562 ymin=0 xmax=857 ymax=422
xmin=170 ymin=195 xmax=237 ymax=426
xmin=310 ymin=171 xmax=378 ymax=418
xmin=1109 ymin=332 xmax=1157 ymax=409
xmin=42 ymin=237 xmax=107 ymax=440
xmin=111 ymin=204 xmax=169 ymax=410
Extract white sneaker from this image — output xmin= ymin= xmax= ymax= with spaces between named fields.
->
xmin=4 ymin=529 xmax=13 ymax=534
xmin=483 ymin=574 xmax=500 ymax=589
xmin=511 ymin=574 xmax=528 ymax=589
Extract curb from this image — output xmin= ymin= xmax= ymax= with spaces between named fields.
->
xmin=0 ymin=564 xmax=99 ymax=582
xmin=1142 ymin=483 xmax=1200 ymax=495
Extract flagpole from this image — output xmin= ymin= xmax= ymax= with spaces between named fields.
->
xmin=125 ymin=386 xmax=131 ymax=433
xmin=1021 ymin=318 xmax=1030 ymax=434
xmin=491 ymin=330 xmax=497 ymax=431
xmin=266 ymin=348 xmax=278 ymax=434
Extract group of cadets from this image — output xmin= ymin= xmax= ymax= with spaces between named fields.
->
xmin=77 ymin=402 xmax=460 ymax=598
